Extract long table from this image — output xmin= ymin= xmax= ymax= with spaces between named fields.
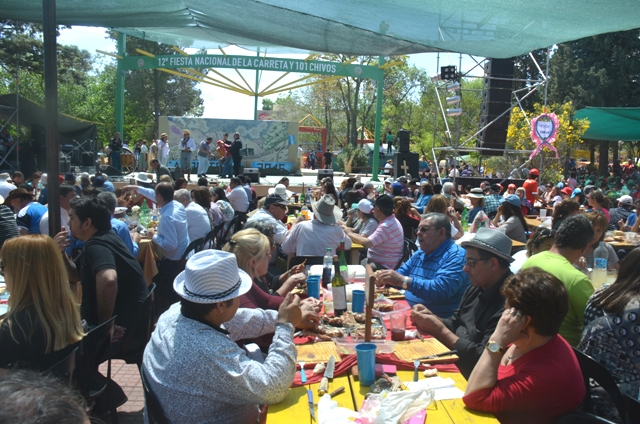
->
xmin=267 ymin=368 xmax=498 ymax=422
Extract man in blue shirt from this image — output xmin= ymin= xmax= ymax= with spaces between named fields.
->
xmin=97 ymin=191 xmax=139 ymax=257
xmin=374 ymin=212 xmax=469 ymax=318
xmin=6 ymin=188 xmax=47 ymax=234
xmin=127 ymin=182 xmax=189 ymax=314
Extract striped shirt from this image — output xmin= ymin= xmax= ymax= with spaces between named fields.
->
xmin=367 ymin=214 xmax=404 ymax=269
xmin=399 ymin=238 xmax=470 ymax=318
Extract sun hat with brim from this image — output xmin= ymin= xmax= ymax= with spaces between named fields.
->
xmin=561 ymin=187 xmax=573 ymax=196
xmin=267 ymin=183 xmax=293 ymax=201
xmin=385 ymin=177 xmax=393 ymax=184
xmin=311 ymin=194 xmax=342 ymax=225
xmin=357 ymin=198 xmax=374 ymax=214
xmin=501 ymin=194 xmax=521 ymax=208
xmin=0 ymin=173 xmax=10 ymax=182
xmin=467 ymin=188 xmax=484 ymax=199
xmin=174 ymin=250 xmax=252 ymax=304
xmin=461 ymin=228 xmax=514 ymax=263
xmin=264 ymin=194 xmax=289 ymax=207
xmin=136 ymin=173 xmax=151 ymax=184
xmin=3 ymin=188 xmax=32 ymax=205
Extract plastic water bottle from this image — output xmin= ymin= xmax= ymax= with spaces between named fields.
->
xmin=140 ymin=199 xmax=150 ymax=228
xmin=300 ymin=204 xmax=310 ymax=220
xmin=322 ymin=248 xmax=333 ymax=288
xmin=592 ymin=242 xmax=608 ymax=289
xmin=306 ymin=188 xmax=312 ymax=205
xmin=461 ymin=208 xmax=469 ymax=231
xmin=151 ymin=207 xmax=159 ymax=223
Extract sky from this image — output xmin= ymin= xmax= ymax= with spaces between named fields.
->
xmin=58 ymin=26 xmax=484 ymax=121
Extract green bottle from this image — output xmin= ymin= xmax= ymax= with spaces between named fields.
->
xmin=338 ymin=241 xmax=348 ymax=281
xmin=331 ymin=261 xmax=347 ymax=316
xmin=140 ymin=199 xmax=150 ymax=227
xmin=461 ymin=208 xmax=469 ymax=232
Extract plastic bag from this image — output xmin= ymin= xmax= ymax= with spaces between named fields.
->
xmin=376 ymin=389 xmax=434 ymax=424
xmin=318 ymin=393 xmax=359 ymax=424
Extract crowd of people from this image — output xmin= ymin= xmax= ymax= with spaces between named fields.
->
xmin=1 ymin=155 xmax=640 ymax=423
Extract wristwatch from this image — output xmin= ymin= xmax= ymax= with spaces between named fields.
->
xmin=402 ymin=276 xmax=410 ymax=290
xmin=486 ymin=340 xmax=505 ymax=354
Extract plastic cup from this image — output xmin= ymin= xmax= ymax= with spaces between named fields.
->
xmin=390 ymin=312 xmax=407 ymax=341
xmin=356 ymin=343 xmax=377 ymax=387
xmin=540 ymin=208 xmax=547 ymax=218
xmin=306 ymin=278 xmax=320 ymax=299
xmin=352 ymin=290 xmax=365 ymax=313
xmin=626 ymin=232 xmax=634 ymax=243
xmin=348 ymin=269 xmax=357 ymax=283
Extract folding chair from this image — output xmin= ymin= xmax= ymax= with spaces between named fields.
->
xmin=140 ymin=368 xmax=170 ymax=424
xmin=42 ymin=344 xmax=79 ymax=386
xmin=112 ymin=284 xmax=156 ymax=367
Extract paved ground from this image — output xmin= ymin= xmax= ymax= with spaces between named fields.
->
xmin=99 ymin=360 xmax=144 ymax=424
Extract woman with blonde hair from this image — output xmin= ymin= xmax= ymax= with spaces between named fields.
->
xmin=425 ymin=194 xmax=464 ymax=240
xmin=223 ymin=229 xmax=319 ymax=351
xmin=0 ymin=235 xmax=84 ymax=370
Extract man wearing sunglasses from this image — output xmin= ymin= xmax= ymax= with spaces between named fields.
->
xmin=408 ymin=228 xmax=514 ymax=379
xmin=374 ymin=212 xmax=468 ymax=318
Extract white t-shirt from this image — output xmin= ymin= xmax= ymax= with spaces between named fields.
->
xmin=39 ymin=207 xmax=70 ymax=236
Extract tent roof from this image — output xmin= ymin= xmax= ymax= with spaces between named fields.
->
xmin=0 ymin=94 xmax=97 ymax=136
xmin=3 ymin=1 xmax=640 ymax=58
xmin=575 ymin=107 xmax=640 ymax=142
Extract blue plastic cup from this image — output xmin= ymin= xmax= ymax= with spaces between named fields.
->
xmin=355 ymin=343 xmax=377 ymax=386
xmin=351 ymin=290 xmax=365 ymax=313
xmin=306 ymin=278 xmax=320 ymax=299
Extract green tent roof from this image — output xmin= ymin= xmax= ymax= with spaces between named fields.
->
xmin=575 ymin=107 xmax=640 ymax=141
xmin=2 ymin=1 xmax=640 ymax=57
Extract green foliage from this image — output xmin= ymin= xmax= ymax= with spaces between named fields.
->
xmin=261 ymin=98 xmax=274 ymax=110
xmin=335 ymin=144 xmax=368 ymax=173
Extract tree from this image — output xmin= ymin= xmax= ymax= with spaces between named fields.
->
xmin=497 ymin=102 xmax=589 ymax=183
xmin=261 ymin=98 xmax=274 ymax=110
xmin=110 ymin=33 xmax=205 ymax=140
xmin=549 ymin=29 xmax=640 ymax=175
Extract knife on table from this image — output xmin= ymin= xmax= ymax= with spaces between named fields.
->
xmin=307 ymin=389 xmax=316 ymax=421
xmin=417 ymin=350 xmax=458 ymax=361
xmin=318 ymin=355 xmax=335 ymax=395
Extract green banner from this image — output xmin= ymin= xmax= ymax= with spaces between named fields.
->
xmin=121 ymin=54 xmax=380 ymax=78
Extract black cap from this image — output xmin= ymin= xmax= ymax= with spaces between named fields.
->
xmin=375 ymin=194 xmax=394 ymax=210
xmin=264 ymin=194 xmax=289 ymax=207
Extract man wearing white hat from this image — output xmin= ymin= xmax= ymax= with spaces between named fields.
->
xmin=0 ymin=172 xmax=16 ymax=200
xmin=142 ymin=250 xmax=302 ymax=423
xmin=281 ymin=194 xmax=352 ymax=257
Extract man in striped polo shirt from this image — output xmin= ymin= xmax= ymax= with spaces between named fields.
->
xmin=345 ymin=194 xmax=404 ymax=271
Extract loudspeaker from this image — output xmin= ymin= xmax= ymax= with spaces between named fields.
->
xmin=477 ymin=58 xmax=514 ymax=156
xmin=317 ymin=169 xmax=334 ymax=181
xmin=393 ymin=152 xmax=419 ymax=178
xmin=99 ymin=165 xmax=122 ymax=176
xmin=59 ymin=158 xmax=70 ymax=173
xmin=398 ymin=129 xmax=411 ymax=153
xmin=243 ymin=167 xmax=260 ymax=183
xmin=168 ymin=166 xmax=181 ymax=181
xmin=81 ymin=152 xmax=94 ymax=166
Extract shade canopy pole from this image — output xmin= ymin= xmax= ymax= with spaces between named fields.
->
xmin=371 ymin=56 xmax=384 ymax=181
xmin=43 ymin=0 xmax=60 ymax=236
xmin=115 ymin=32 xmax=126 ymax=136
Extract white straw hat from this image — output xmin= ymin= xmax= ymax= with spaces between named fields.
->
xmin=174 ymin=250 xmax=252 ymax=304
xmin=0 ymin=173 xmax=10 ymax=182
xmin=311 ymin=194 xmax=342 ymax=225
xmin=40 ymin=173 xmax=48 ymax=185
xmin=136 ymin=173 xmax=151 ymax=184
xmin=267 ymin=183 xmax=293 ymax=200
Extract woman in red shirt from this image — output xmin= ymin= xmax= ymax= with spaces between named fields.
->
xmin=463 ymin=267 xmax=585 ymax=424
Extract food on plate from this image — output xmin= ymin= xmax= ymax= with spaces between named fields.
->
xmin=351 ymin=326 xmax=386 ymax=340
xmin=290 ymin=285 xmax=307 ymax=296
xmin=302 ymin=325 xmax=346 ymax=341
xmin=373 ymin=302 xmax=395 ymax=312
xmin=147 ymin=221 xmax=158 ymax=229
xmin=376 ymin=286 xmax=402 ymax=297
xmin=423 ymin=368 xmax=438 ymax=377
xmin=321 ymin=311 xmax=359 ymax=327
xmin=353 ymin=313 xmax=367 ymax=324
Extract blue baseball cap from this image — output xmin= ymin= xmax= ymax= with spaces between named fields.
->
xmin=501 ymin=194 xmax=521 ymax=208
xmin=570 ymin=188 xmax=582 ymax=198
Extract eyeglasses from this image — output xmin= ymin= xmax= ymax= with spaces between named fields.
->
xmin=416 ymin=226 xmax=436 ymax=234
xmin=465 ymin=257 xmax=489 ymax=267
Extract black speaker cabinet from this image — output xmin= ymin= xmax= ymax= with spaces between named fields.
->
xmin=393 ymin=152 xmax=419 ymax=178
xmin=168 ymin=166 xmax=181 ymax=181
xmin=317 ymin=169 xmax=334 ymax=181
xmin=99 ymin=165 xmax=122 ymax=176
xmin=243 ymin=167 xmax=260 ymax=183
xmin=478 ymin=58 xmax=515 ymax=156
xmin=81 ymin=152 xmax=94 ymax=166
xmin=398 ymin=129 xmax=411 ymax=153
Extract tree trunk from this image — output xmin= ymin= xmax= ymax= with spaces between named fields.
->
xmin=589 ymin=143 xmax=595 ymax=164
xmin=612 ymin=140 xmax=619 ymax=165
xmin=598 ymin=141 xmax=609 ymax=177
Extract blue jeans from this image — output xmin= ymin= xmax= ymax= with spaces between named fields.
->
xmin=221 ymin=157 xmax=233 ymax=177
xmin=111 ymin=151 xmax=121 ymax=171
xmin=197 ymin=156 xmax=210 ymax=175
